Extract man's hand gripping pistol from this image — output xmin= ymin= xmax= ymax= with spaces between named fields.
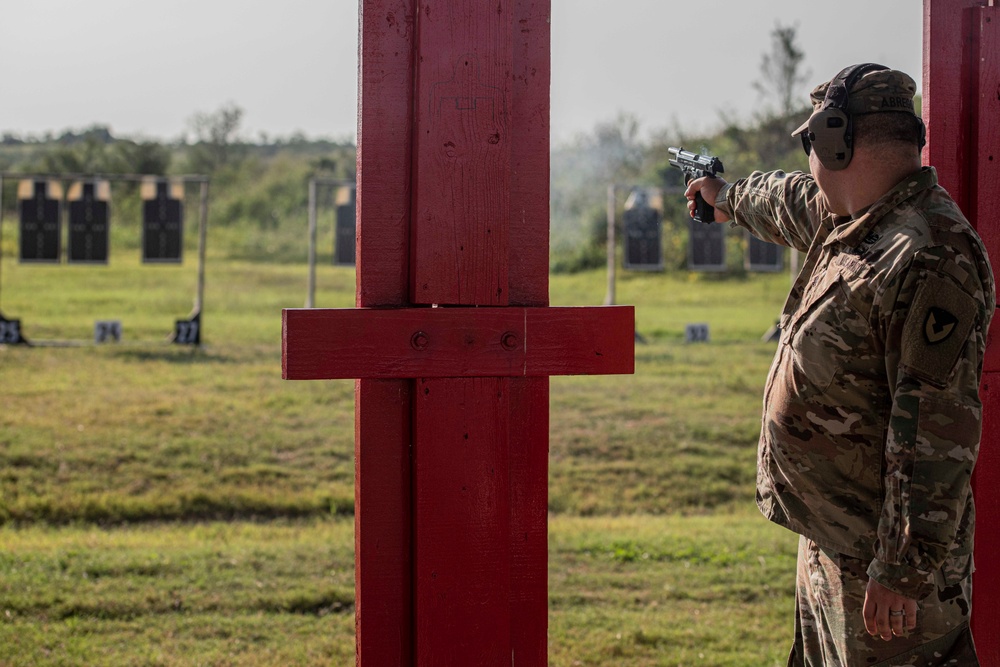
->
xmin=668 ymin=147 xmax=724 ymax=224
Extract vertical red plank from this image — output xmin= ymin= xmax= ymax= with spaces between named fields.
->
xmin=508 ymin=1 xmax=551 ymax=663
xmin=921 ymin=0 xmax=980 ymax=210
xmin=410 ymin=2 xmax=518 ymax=662
xmin=509 ymin=0 xmax=551 ymax=309
xmin=356 ymin=1 xmax=415 ymax=664
xmin=507 ymin=377 xmax=549 ymax=664
xmin=355 ymin=380 xmax=413 ymax=665
xmin=357 ymin=0 xmax=415 ymax=309
xmin=971 ymin=6 xmax=1000 ymax=662
xmin=414 ymin=377 xmax=511 ymax=665
xmin=410 ymin=1 xmax=513 ymax=306
xmin=976 ymin=380 xmax=1000 ymax=665
xmin=969 ymin=6 xmax=1000 ymax=246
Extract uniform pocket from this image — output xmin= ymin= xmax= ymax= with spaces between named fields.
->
xmin=790 ymin=270 xmax=872 ymax=392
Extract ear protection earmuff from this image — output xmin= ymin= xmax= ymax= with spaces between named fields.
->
xmin=805 ymin=63 xmax=889 ymax=171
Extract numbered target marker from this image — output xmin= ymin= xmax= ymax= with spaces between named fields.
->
xmin=94 ymin=320 xmax=122 ymax=343
xmin=0 ymin=315 xmax=28 ymax=345
xmin=685 ymin=323 xmax=710 ymax=343
xmin=173 ymin=313 xmax=200 ymax=345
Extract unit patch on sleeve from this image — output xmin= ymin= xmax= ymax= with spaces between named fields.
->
xmin=900 ymin=276 xmax=978 ymax=386
xmin=925 ymin=307 xmax=959 ymax=344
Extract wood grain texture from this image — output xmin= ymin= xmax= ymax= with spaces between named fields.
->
xmin=971 ymin=6 xmax=1000 ymax=262
xmin=969 ymin=5 xmax=1000 ymax=661
xmin=414 ymin=377 xmax=511 ymax=665
xmin=282 ymin=305 xmax=635 ymax=380
xmin=355 ymin=379 xmax=413 ymax=666
xmin=921 ymin=0 xmax=980 ymax=210
xmin=507 ymin=376 xmax=548 ymax=665
xmin=507 ymin=5 xmax=552 ymax=661
xmin=508 ymin=0 xmax=550 ymax=308
xmin=356 ymin=2 xmax=416 ymax=664
xmin=313 ymin=2 xmax=635 ymax=664
xmin=357 ymin=0 xmax=415 ymax=308
xmin=975 ymin=375 xmax=1000 ymax=665
xmin=410 ymin=1 xmax=512 ymax=306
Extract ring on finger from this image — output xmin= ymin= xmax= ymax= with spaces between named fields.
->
xmin=889 ymin=609 xmax=905 ymax=617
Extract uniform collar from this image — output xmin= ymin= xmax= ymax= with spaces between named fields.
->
xmin=822 ymin=167 xmax=938 ymax=249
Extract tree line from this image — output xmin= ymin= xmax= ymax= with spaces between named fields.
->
xmin=1 ymin=25 xmax=822 ymax=271
xmin=550 ymin=23 xmax=813 ymax=273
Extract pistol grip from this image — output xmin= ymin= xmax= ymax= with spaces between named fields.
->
xmin=693 ymin=192 xmax=715 ymax=225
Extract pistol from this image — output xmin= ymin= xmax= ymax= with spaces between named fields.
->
xmin=668 ymin=147 xmax=725 ymax=224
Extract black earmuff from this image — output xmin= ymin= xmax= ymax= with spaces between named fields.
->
xmin=806 ymin=63 xmax=889 ymax=171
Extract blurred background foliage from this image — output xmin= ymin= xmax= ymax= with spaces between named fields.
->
xmin=0 ymin=23 xmax=885 ymax=274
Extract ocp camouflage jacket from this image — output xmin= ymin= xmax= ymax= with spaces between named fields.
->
xmin=716 ymin=167 xmax=995 ymax=599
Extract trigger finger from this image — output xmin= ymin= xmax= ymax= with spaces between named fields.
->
xmin=684 ymin=177 xmax=700 ymax=197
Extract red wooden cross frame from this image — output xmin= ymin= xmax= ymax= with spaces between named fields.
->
xmin=923 ymin=0 xmax=1000 ymax=662
xmin=283 ymin=1 xmax=634 ymax=664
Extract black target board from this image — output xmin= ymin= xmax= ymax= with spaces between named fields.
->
xmin=334 ymin=187 xmax=357 ymax=266
xmin=622 ymin=189 xmax=663 ymax=271
xmin=68 ymin=181 xmax=111 ymax=263
xmin=142 ymin=179 xmax=184 ymax=263
xmin=18 ymin=180 xmax=62 ymax=263
xmin=687 ymin=218 xmax=726 ymax=272
xmin=746 ymin=234 xmax=784 ymax=272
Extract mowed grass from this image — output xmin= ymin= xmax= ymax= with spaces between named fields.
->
xmin=0 ymin=251 xmax=798 ymax=665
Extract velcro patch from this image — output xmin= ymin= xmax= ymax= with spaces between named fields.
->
xmin=901 ymin=277 xmax=978 ymax=386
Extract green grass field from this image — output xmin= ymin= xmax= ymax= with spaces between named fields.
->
xmin=0 ymin=250 xmax=798 ymax=666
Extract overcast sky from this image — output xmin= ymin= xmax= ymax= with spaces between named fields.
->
xmin=0 ymin=1 xmax=923 ymax=145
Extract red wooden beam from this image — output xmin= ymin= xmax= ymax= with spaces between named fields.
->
xmin=355 ymin=1 xmax=416 ymax=664
xmin=506 ymin=2 xmax=552 ymax=662
xmin=969 ymin=4 xmax=1000 ymax=663
xmin=509 ymin=0 xmax=551 ymax=309
xmin=357 ymin=0 xmax=414 ymax=309
xmin=311 ymin=2 xmax=633 ymax=664
xmin=282 ymin=306 xmax=635 ymax=380
xmin=408 ymin=7 xmax=518 ymax=659
xmin=925 ymin=1 xmax=1000 ymax=662
xmin=410 ymin=1 xmax=513 ymax=306
xmin=921 ymin=0 xmax=982 ymax=209
xmin=413 ymin=376 xmax=512 ymax=662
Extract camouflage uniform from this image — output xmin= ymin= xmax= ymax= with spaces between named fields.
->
xmin=716 ymin=149 xmax=995 ymax=662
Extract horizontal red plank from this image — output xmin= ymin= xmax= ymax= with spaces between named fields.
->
xmin=282 ymin=306 xmax=634 ymax=380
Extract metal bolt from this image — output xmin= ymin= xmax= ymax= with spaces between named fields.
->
xmin=501 ymin=332 xmax=518 ymax=351
xmin=411 ymin=331 xmax=429 ymax=350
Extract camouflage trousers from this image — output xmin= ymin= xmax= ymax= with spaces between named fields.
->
xmin=787 ymin=536 xmax=979 ymax=667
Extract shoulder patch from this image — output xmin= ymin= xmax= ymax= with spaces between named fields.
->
xmin=924 ymin=307 xmax=958 ymax=344
xmin=901 ymin=277 xmax=978 ymax=386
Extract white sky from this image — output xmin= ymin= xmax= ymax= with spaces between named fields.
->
xmin=0 ymin=1 xmax=923 ymax=144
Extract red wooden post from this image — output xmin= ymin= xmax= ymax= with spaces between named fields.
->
xmin=285 ymin=1 xmax=634 ymax=664
xmin=924 ymin=1 xmax=1000 ymax=662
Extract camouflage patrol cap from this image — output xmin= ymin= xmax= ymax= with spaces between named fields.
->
xmin=791 ymin=67 xmax=919 ymax=136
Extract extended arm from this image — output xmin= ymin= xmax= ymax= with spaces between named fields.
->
xmin=714 ymin=170 xmax=836 ymax=253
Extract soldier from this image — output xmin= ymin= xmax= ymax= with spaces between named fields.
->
xmin=685 ymin=64 xmax=994 ymax=666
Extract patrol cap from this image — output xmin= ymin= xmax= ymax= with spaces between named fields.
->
xmin=791 ymin=68 xmax=919 ymax=137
